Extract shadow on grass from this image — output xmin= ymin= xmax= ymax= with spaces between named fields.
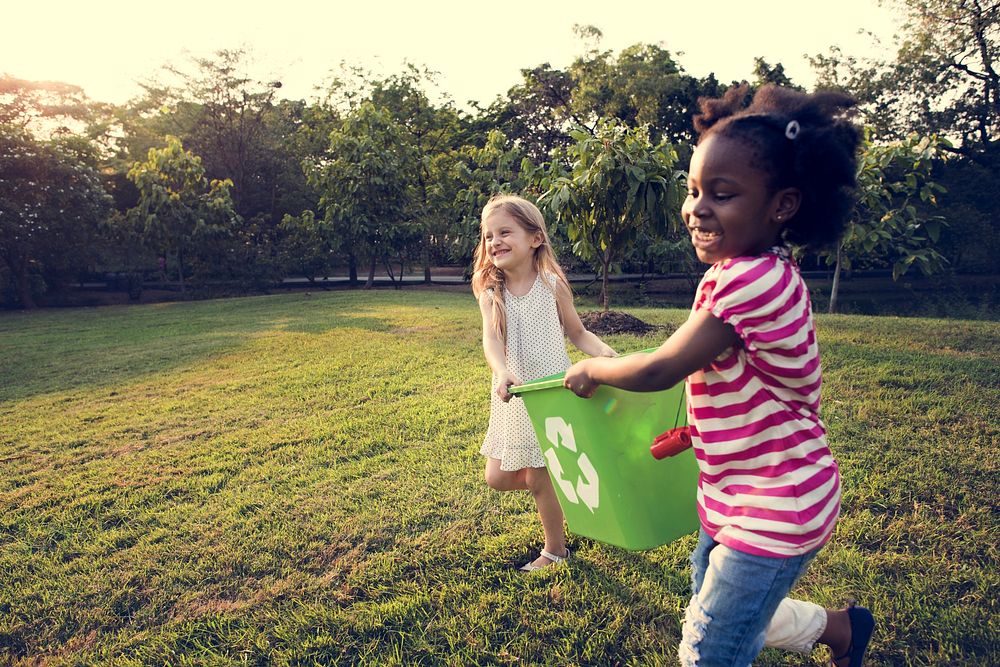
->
xmin=0 ymin=292 xmax=446 ymax=403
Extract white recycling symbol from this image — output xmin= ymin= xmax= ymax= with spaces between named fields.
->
xmin=543 ymin=416 xmax=599 ymax=512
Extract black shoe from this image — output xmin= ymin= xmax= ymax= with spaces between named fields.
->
xmin=831 ymin=604 xmax=875 ymax=667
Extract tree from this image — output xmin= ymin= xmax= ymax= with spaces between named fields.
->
xmin=479 ymin=29 xmax=727 ymax=162
xmin=277 ymin=210 xmax=336 ymax=284
xmin=810 ymin=3 xmax=1000 ymax=278
xmin=751 ymin=58 xmax=802 ymax=89
xmin=126 ymin=49 xmax=285 ymax=218
xmin=127 ymin=136 xmax=237 ymax=295
xmin=539 ymin=119 xmax=683 ymax=311
xmin=572 ymin=42 xmax=697 ymax=145
xmin=813 ymin=0 xmax=999 ymax=158
xmin=450 ymin=129 xmax=538 ymax=269
xmin=475 ymin=64 xmax=579 ymax=162
xmin=314 ymin=65 xmax=467 ymax=284
xmin=0 ymin=128 xmax=111 ymax=308
xmin=823 ymin=131 xmax=950 ymax=313
xmin=0 ymin=75 xmax=93 ymax=136
xmin=925 ymin=151 xmax=1000 ymax=273
xmin=808 ymin=45 xmax=900 ymax=140
xmin=109 ymin=50 xmax=311 ymax=288
xmin=369 ymin=67 xmax=464 ymax=283
xmin=305 ymin=103 xmax=417 ymax=288
xmin=889 ymin=0 xmax=999 ymax=155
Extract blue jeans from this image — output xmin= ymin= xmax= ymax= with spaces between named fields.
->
xmin=679 ymin=529 xmax=820 ymax=666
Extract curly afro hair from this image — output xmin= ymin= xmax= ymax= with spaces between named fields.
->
xmin=692 ymin=83 xmax=863 ymax=252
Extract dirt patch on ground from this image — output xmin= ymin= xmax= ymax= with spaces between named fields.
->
xmin=580 ymin=310 xmax=662 ymax=336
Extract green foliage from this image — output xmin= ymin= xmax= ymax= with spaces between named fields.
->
xmin=751 ymin=58 xmax=802 ymax=90
xmin=370 ymin=68 xmax=466 ymax=279
xmin=276 ymin=210 xmax=335 ymax=282
xmin=305 ymin=102 xmax=418 ymax=285
xmin=104 ymin=51 xmax=317 ymax=290
xmin=5 ymin=30 xmax=1000 ymax=301
xmin=569 ymin=42 xmax=704 ymax=145
xmin=481 ymin=34 xmax=728 ymax=161
xmin=449 ymin=129 xmax=538 ymax=266
xmin=127 ymin=136 xmax=237 ymax=291
xmin=0 ymin=74 xmax=94 ymax=134
xmin=809 ymin=0 xmax=999 ymax=279
xmin=539 ymin=119 xmax=684 ymax=309
xmin=927 ymin=153 xmax=1000 ymax=274
xmin=889 ymin=0 xmax=999 ymax=153
xmin=835 ymin=132 xmax=951 ymax=280
xmin=477 ymin=64 xmax=577 ymax=162
xmin=0 ymin=293 xmax=997 ymax=665
xmin=811 ymin=0 xmax=999 ymax=158
xmin=123 ymin=49 xmax=291 ymax=218
xmin=0 ymin=127 xmax=112 ymax=307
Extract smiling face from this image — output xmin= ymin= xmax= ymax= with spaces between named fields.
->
xmin=482 ymin=210 xmax=542 ymax=272
xmin=682 ymin=133 xmax=798 ymax=264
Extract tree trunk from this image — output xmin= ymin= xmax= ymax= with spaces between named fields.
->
xmin=177 ymin=248 xmax=187 ymax=297
xmin=828 ymin=244 xmax=842 ymax=314
xmin=348 ymin=253 xmax=358 ymax=286
xmin=423 ymin=246 xmax=432 ymax=284
xmin=383 ymin=257 xmax=400 ymax=290
xmin=684 ymin=254 xmax=700 ymax=294
xmin=601 ymin=253 xmax=610 ymax=312
xmin=364 ymin=253 xmax=376 ymax=289
xmin=12 ymin=258 xmax=35 ymax=309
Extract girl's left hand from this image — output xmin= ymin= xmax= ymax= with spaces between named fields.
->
xmin=596 ymin=343 xmax=617 ymax=358
xmin=564 ymin=359 xmax=599 ymax=398
xmin=495 ymin=370 xmax=521 ymax=403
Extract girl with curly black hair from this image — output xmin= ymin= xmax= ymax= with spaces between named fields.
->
xmin=563 ymin=84 xmax=875 ymax=666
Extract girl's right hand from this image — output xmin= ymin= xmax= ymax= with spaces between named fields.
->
xmin=496 ymin=371 xmax=521 ymax=403
xmin=564 ymin=359 xmax=600 ymax=398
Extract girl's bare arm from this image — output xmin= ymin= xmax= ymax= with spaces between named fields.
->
xmin=555 ymin=281 xmax=616 ymax=358
xmin=563 ymin=309 xmax=738 ymax=396
xmin=479 ymin=292 xmax=519 ymax=400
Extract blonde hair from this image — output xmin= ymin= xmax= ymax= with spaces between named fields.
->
xmin=471 ymin=194 xmax=571 ymax=343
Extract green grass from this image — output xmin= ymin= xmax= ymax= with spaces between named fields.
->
xmin=1 ymin=291 xmax=997 ymax=666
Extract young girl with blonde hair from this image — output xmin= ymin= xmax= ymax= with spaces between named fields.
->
xmin=473 ymin=193 xmax=616 ymax=571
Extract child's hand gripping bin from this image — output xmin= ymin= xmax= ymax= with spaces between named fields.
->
xmin=509 ymin=369 xmax=700 ymax=551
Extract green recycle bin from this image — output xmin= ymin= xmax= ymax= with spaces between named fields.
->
xmin=509 ymin=354 xmax=700 ymax=551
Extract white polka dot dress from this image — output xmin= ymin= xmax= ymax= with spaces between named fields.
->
xmin=480 ymin=272 xmax=572 ymax=471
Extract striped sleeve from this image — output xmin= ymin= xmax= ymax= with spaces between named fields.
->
xmin=699 ymin=255 xmax=801 ymax=354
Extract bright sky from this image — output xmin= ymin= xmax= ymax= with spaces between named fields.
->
xmin=5 ymin=0 xmax=903 ymax=109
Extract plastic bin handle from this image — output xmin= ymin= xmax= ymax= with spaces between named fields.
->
xmin=650 ymin=426 xmax=692 ymax=459
xmin=508 ymin=376 xmax=567 ymax=396
xmin=509 ymin=348 xmax=660 ymax=396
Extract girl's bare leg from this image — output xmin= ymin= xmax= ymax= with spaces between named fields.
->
xmin=485 ymin=457 xmax=527 ymax=491
xmin=821 ymin=609 xmax=855 ymax=667
xmin=524 ymin=467 xmax=567 ymax=567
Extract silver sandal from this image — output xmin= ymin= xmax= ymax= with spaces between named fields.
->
xmin=519 ymin=548 xmax=571 ymax=572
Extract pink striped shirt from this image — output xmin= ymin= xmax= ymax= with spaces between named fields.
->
xmin=687 ymin=248 xmax=840 ymax=557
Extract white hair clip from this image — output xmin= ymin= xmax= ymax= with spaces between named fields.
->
xmin=785 ymin=120 xmax=800 ymax=140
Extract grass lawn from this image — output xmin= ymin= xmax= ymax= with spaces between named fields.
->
xmin=1 ymin=290 xmax=997 ymax=665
